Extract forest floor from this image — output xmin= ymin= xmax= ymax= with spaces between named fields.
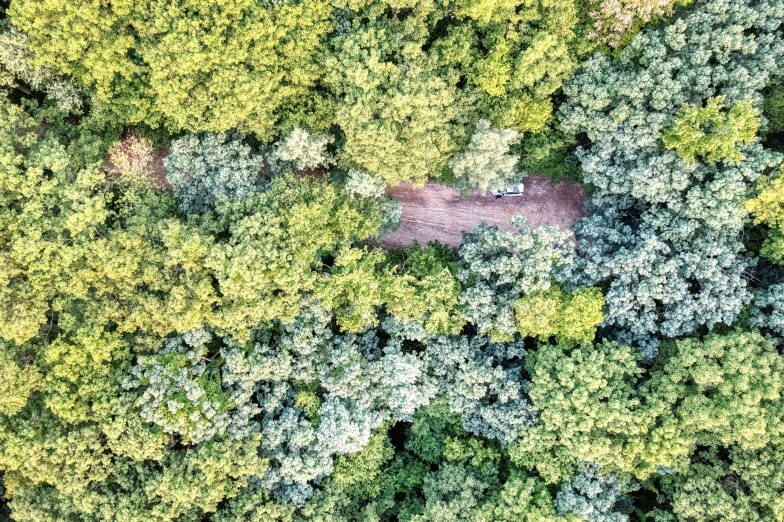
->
xmin=381 ymin=177 xmax=589 ymax=248
xmin=149 ymin=149 xmax=172 ymax=190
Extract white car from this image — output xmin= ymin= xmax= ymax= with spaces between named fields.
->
xmin=491 ymin=182 xmax=524 ymax=198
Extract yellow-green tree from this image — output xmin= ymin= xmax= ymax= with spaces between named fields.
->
xmin=663 ymin=96 xmax=760 ymax=165
xmin=747 ymin=166 xmax=784 ymax=264
xmin=9 ymin=0 xmax=335 ymax=137
xmin=514 ymin=286 xmax=604 ymax=344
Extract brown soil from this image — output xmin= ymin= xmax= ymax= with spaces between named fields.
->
xmin=148 ymin=148 xmax=172 ymax=190
xmin=381 ymin=177 xmax=589 ymax=249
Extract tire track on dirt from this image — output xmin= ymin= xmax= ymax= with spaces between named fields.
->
xmin=380 ymin=177 xmax=589 ymax=248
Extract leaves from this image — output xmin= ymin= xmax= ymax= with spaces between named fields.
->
xmin=663 ymin=96 xmax=760 ymax=165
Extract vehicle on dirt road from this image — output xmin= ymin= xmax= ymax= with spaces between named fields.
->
xmin=491 ymin=182 xmax=524 ymax=198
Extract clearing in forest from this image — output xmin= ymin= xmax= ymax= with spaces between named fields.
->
xmin=381 ymin=177 xmax=589 ymax=248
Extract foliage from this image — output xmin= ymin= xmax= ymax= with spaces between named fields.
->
xmin=343 ymin=169 xmax=401 ymax=238
xmin=457 ymin=217 xmax=573 ymax=341
xmin=0 ymin=341 xmax=41 ymax=416
xmin=273 ymin=128 xmax=335 ymax=172
xmin=765 ymin=84 xmax=784 ymax=133
xmin=344 ymin=170 xmax=387 ymax=200
xmin=323 ymin=0 xmax=583 ymax=186
xmin=517 ymin=125 xmax=581 ymax=182
xmin=0 ymin=95 xmax=218 ymax=345
xmin=107 ymin=135 xmax=159 ymax=188
xmin=164 ymin=131 xmax=267 ymax=214
xmin=209 ymin=174 xmax=381 ymax=336
xmin=657 ymin=446 xmax=784 ymax=522
xmin=644 ymin=330 xmax=784 ymax=452
xmin=588 ymin=0 xmax=677 ymax=48
xmin=123 ymin=330 xmax=259 ymax=444
xmin=377 ymin=196 xmax=403 ymax=238
xmin=662 ymin=96 xmax=760 ymax=165
xmin=0 ymin=21 xmax=82 ymax=112
xmin=749 ymin=283 xmax=784 ymax=337
xmin=316 ymin=247 xmax=386 ymax=333
xmin=560 ymin=0 xmax=784 ymax=354
xmin=514 ymin=286 xmax=604 ymax=344
xmin=554 ymin=465 xmax=630 ymax=522
xmin=509 ymin=340 xmax=666 ymax=483
xmin=9 ymin=0 xmax=334 ymax=136
xmin=570 ymin=206 xmax=756 ymax=359
xmin=448 ymin=120 xmax=520 ymax=194
xmin=382 ymin=242 xmax=465 ymax=336
xmin=425 ymin=335 xmax=535 ymax=445
xmin=747 ymin=166 xmax=784 ymax=264
xmin=747 ymin=166 xmax=784 ymax=231
xmin=3 ymin=0 xmax=784 ymax=519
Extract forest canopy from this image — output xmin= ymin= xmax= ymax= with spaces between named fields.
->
xmin=1 ymin=0 xmax=784 ymax=521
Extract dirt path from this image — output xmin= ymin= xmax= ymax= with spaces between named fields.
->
xmin=381 ymin=177 xmax=589 ymax=249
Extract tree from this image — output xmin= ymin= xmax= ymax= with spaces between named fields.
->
xmin=425 ymin=335 xmax=535 ymax=445
xmin=344 ymin=170 xmax=387 ymax=200
xmin=0 ymin=95 xmax=218 ymax=345
xmin=123 ymin=330 xmax=259 ymax=444
xmin=554 ymin=465 xmax=631 ymax=522
xmin=315 ymin=247 xmax=386 ymax=333
xmin=509 ymin=340 xmax=689 ymax=483
xmin=514 ymin=286 xmax=604 ymax=344
xmin=381 ymin=242 xmax=465 ymax=336
xmin=456 ymin=218 xmax=573 ymax=341
xmin=0 ymin=21 xmax=81 ymax=112
xmin=164 ymin=131 xmax=266 ymax=214
xmin=643 ymin=330 xmax=784 ymax=452
xmin=9 ymin=0 xmax=334 ymax=136
xmin=208 ymin=174 xmax=380 ymax=337
xmin=448 ymin=120 xmax=520 ymax=194
xmin=657 ymin=447 xmax=781 ymax=522
xmin=107 ymin=135 xmax=159 ymax=189
xmin=571 ymin=206 xmax=755 ymax=359
xmin=343 ymin=169 xmax=401 ymax=238
xmin=560 ymin=0 xmax=784 ymax=352
xmin=765 ymin=84 xmax=784 ymax=133
xmin=272 ymin=128 xmax=335 ymax=172
xmin=747 ymin=166 xmax=784 ymax=264
xmin=323 ymin=0 xmax=582 ymax=186
xmin=588 ymin=0 xmax=676 ymax=48
xmin=662 ymin=96 xmax=760 ymax=165
xmin=334 ymin=68 xmax=463 ymax=187
xmin=749 ymin=284 xmax=784 ymax=337
xmin=0 ymin=340 xmax=41 ymax=417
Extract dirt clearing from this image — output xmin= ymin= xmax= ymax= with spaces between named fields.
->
xmin=381 ymin=176 xmax=589 ymax=249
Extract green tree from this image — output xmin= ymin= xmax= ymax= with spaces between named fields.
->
xmin=315 ymin=247 xmax=386 ymax=333
xmin=381 ymin=242 xmax=465 ymax=336
xmin=644 ymin=330 xmax=784 ymax=452
xmin=657 ymin=446 xmax=783 ymax=522
xmin=747 ymin=166 xmax=784 ymax=264
xmin=0 ymin=340 xmax=41 ymax=417
xmin=514 ymin=286 xmax=604 ymax=344
xmin=164 ymin=131 xmax=266 ymax=214
xmin=9 ymin=0 xmax=334 ymax=136
xmin=663 ymin=96 xmax=760 ymax=165
xmin=457 ymin=218 xmax=573 ymax=341
xmin=209 ymin=174 xmax=380 ymax=337
xmin=448 ymin=119 xmax=520 ymax=194
xmin=560 ymin=0 xmax=784 ymax=352
xmin=0 ymin=21 xmax=82 ymax=112
xmin=509 ymin=340 xmax=688 ymax=483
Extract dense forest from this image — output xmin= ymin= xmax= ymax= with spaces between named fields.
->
xmin=1 ymin=0 xmax=784 ymax=520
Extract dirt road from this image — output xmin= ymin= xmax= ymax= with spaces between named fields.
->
xmin=380 ymin=177 xmax=589 ymax=249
